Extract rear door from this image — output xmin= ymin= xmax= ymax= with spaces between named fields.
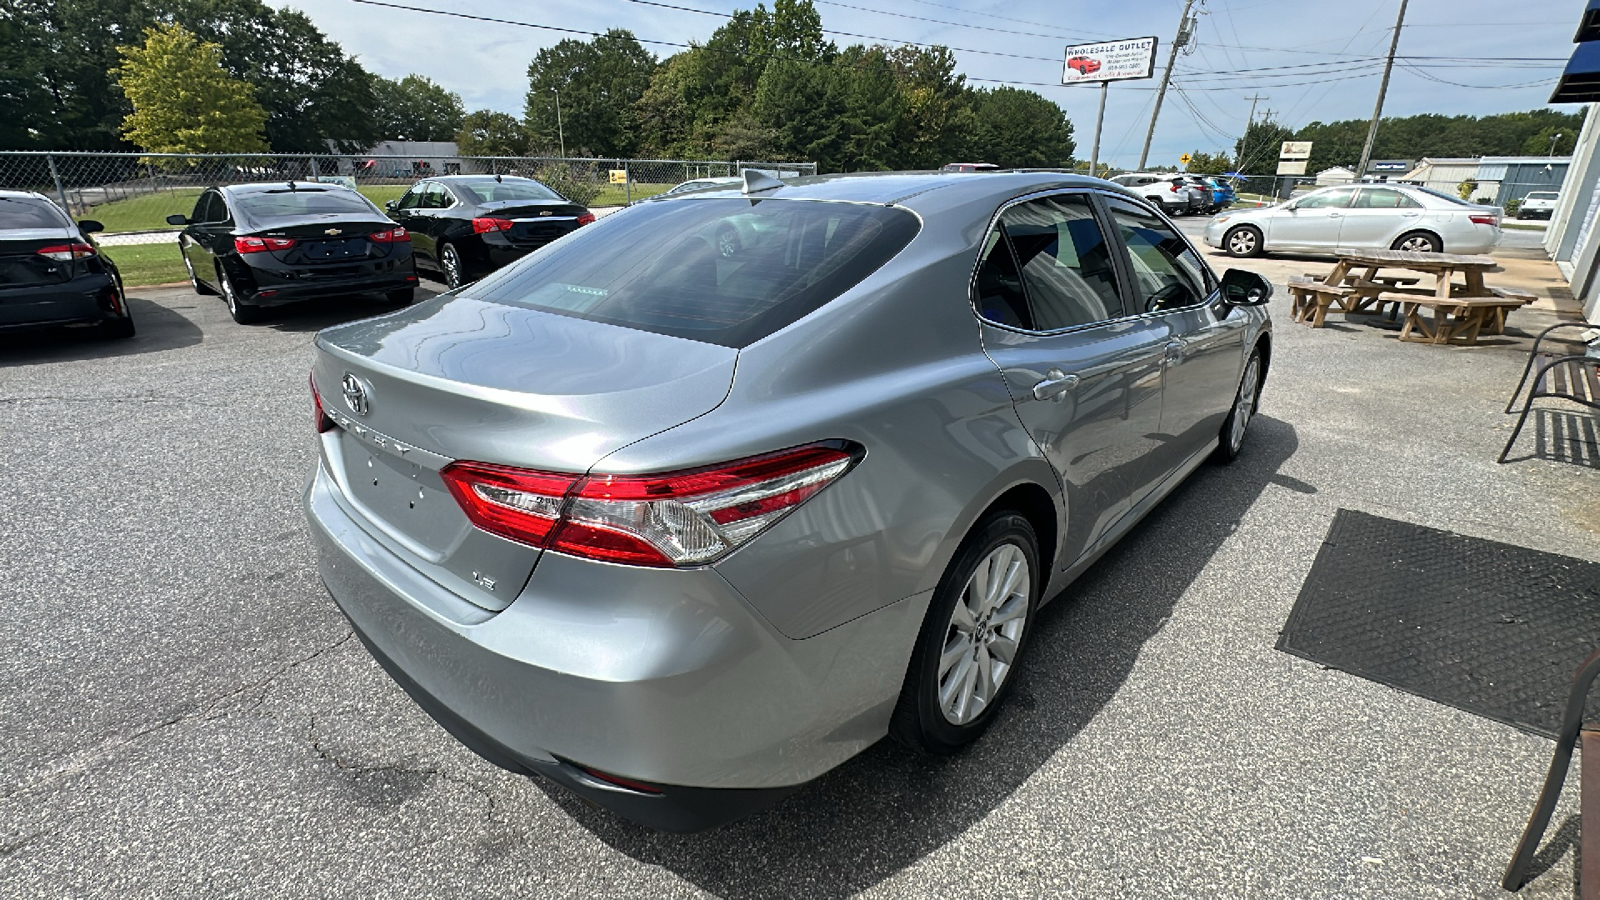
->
xmin=976 ymin=191 xmax=1168 ymax=569
xmin=1103 ymin=195 xmax=1246 ymax=492
xmin=1339 ymin=186 xmax=1424 ymax=250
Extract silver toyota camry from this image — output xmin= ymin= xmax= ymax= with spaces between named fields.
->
xmin=305 ymin=171 xmax=1274 ymax=831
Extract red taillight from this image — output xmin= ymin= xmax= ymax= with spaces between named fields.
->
xmin=310 ymin=373 xmax=335 ymax=433
xmin=1170 ymin=184 xmax=1180 ymax=192
xmin=370 ymin=226 xmax=409 ymax=243
xmin=439 ymin=443 xmax=857 ymax=567
xmin=235 ymin=235 xmax=295 ymax=254
xmin=1469 ymin=214 xmax=1499 ymax=226
xmin=37 ymin=243 xmax=96 ymax=261
xmin=472 ymin=217 xmax=514 ymax=234
xmin=576 ymin=212 xmax=596 ymax=227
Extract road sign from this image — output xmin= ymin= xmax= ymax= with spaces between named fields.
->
xmin=1179 ymin=153 xmax=1192 ymax=166
xmin=1368 ymin=159 xmax=1413 ymax=173
xmin=608 ymin=169 xmax=628 ymax=184
xmin=1279 ymin=141 xmax=1313 ymax=160
xmin=1276 ymin=160 xmax=1308 ymax=176
xmin=1062 ymin=37 xmax=1160 ymax=85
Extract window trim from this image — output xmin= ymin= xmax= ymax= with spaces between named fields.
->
xmin=967 ymin=187 xmax=1138 ymax=337
xmin=1096 ymin=190 xmax=1222 ymax=318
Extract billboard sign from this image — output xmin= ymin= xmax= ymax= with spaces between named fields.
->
xmin=1276 ymin=160 xmax=1309 ymax=176
xmin=1279 ymin=141 xmax=1313 ymax=160
xmin=1062 ymin=37 xmax=1159 ymax=85
xmin=1369 ymin=159 xmax=1413 ymax=173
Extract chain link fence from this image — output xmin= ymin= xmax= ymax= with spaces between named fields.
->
xmin=0 ymin=152 xmax=818 ymax=245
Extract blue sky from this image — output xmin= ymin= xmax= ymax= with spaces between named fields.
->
xmin=284 ymin=0 xmax=1578 ymax=169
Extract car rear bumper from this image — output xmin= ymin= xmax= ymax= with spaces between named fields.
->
xmin=233 ymin=254 xmax=416 ymax=306
xmin=304 ymin=461 xmax=921 ymax=830
xmin=0 ymin=272 xmax=121 ymax=329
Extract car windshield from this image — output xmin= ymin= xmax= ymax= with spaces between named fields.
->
xmin=0 ymin=196 xmax=68 ymax=230
xmin=467 ymin=198 xmax=921 ymax=348
xmin=1411 ymin=186 xmax=1477 ymax=207
xmin=454 ymin=179 xmax=563 ymax=203
xmin=233 ymin=189 xmax=376 ymax=218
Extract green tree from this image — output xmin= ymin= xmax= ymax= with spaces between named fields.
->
xmin=455 ymin=109 xmax=528 ymax=156
xmin=962 ymin=86 xmax=1075 ymax=168
xmin=524 ymin=29 xmax=656 ymax=156
xmin=887 ymin=45 xmax=972 ymax=169
xmin=372 ymin=74 xmax=465 ymax=142
xmin=114 ymin=23 xmax=267 ymax=153
xmin=1183 ymin=150 xmax=1233 ymax=175
xmin=1523 ymin=125 xmax=1577 ymax=157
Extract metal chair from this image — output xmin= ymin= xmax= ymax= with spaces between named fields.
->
xmin=1499 ymin=322 xmax=1600 ymax=464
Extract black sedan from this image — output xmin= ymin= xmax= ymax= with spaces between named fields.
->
xmin=167 ymin=182 xmax=418 ymax=324
xmin=0 ymin=190 xmax=132 ymax=339
xmin=385 ymin=175 xmax=594 ymax=289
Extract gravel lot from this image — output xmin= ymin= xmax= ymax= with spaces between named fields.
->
xmin=3 ymin=226 xmax=1598 ymax=898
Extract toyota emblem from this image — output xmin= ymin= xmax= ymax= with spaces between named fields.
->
xmin=341 ymin=372 xmax=370 ymax=416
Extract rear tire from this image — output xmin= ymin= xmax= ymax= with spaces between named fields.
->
xmin=439 ymin=242 xmax=464 ymax=290
xmin=219 ymin=266 xmax=261 ymax=324
xmin=1224 ymin=225 xmax=1264 ymax=258
xmin=889 ymin=510 xmax=1039 ymax=755
xmin=97 ymin=314 xmax=135 ymax=340
xmin=1391 ymin=230 xmax=1441 ymax=254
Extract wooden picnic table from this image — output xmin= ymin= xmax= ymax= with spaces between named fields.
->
xmin=1287 ymin=249 xmax=1534 ymax=345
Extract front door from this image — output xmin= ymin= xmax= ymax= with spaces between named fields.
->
xmin=975 ymin=192 xmax=1167 ymax=570
xmin=1103 ymin=196 xmax=1247 ymax=490
xmin=393 ymin=182 xmax=435 ymax=263
xmin=180 ymin=190 xmax=223 ymax=283
xmin=1270 ymin=186 xmax=1356 ymax=252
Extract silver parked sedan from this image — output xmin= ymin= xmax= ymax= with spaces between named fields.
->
xmin=305 ymin=171 xmax=1273 ymax=831
xmin=1204 ymin=183 xmax=1503 ymax=258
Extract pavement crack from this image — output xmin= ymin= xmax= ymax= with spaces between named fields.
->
xmin=1 ymin=631 xmax=355 ymax=800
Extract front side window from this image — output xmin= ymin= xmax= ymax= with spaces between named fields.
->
xmin=397 ymin=184 xmax=426 ymax=210
xmin=469 ymin=198 xmax=920 ymax=348
xmin=1294 ymin=187 xmax=1357 ymax=210
xmin=1106 ymin=197 xmax=1212 ymax=313
xmin=1353 ymin=188 xmax=1422 ymax=209
xmin=994 ymin=195 xmax=1123 ymax=331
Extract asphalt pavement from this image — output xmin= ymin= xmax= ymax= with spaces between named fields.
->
xmin=3 ymin=239 xmax=1598 ymax=898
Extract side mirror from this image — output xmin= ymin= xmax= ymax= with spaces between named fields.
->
xmin=1220 ymin=268 xmax=1273 ymax=306
xmin=385 ymin=200 xmax=398 ymax=213
xmin=77 ymin=219 xmax=104 ymax=233
xmin=166 ymin=214 xmax=188 ymax=226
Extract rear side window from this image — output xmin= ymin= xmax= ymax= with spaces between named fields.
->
xmin=0 ymin=196 xmax=69 ymax=229
xmin=1354 ymin=188 xmax=1421 ymax=209
xmin=469 ymin=198 xmax=920 ymax=348
xmin=234 ymin=189 xmax=376 ymax=219
xmin=992 ymin=195 xmax=1123 ymax=331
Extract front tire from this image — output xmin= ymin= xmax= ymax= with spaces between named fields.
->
xmin=1392 ymin=231 xmax=1441 ymax=253
xmin=889 ymin=511 xmax=1039 ymax=755
xmin=219 ymin=266 xmax=261 ymax=324
xmin=1224 ymin=225 xmax=1264 ymax=258
xmin=1213 ymin=348 xmax=1263 ymax=465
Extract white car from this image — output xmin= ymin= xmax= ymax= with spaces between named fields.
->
xmin=1203 ymin=184 xmax=1503 ymax=258
xmin=1109 ymin=173 xmax=1206 ymax=216
xmin=1517 ymin=191 xmax=1559 ymax=220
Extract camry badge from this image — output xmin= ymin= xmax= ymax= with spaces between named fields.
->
xmin=325 ymin=227 xmax=342 ymax=235
xmin=341 ymin=372 xmax=370 ymax=416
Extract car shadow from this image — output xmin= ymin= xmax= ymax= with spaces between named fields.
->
xmin=257 ymin=286 xmax=444 ymax=333
xmin=536 ymin=415 xmax=1302 ymax=899
xmin=0 ymin=295 xmax=202 ymax=364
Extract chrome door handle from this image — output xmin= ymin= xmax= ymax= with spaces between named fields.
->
xmin=1328 ymin=212 xmax=1343 ymax=218
xmin=1032 ymin=369 xmax=1080 ymax=401
xmin=1165 ymin=340 xmax=1186 ymax=361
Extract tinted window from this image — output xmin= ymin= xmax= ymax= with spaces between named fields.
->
xmin=470 ymin=198 xmax=920 ymax=348
xmin=454 ymin=179 xmax=562 ymax=204
xmin=422 ymin=184 xmax=451 ymax=209
xmin=974 ymin=228 xmax=1031 ymax=329
xmin=1106 ymin=198 xmax=1212 ymax=313
xmin=397 ymin=185 xmax=426 ymax=210
xmin=1295 ymin=188 xmax=1357 ymax=209
xmin=0 ymin=196 xmax=69 ymax=229
xmin=1354 ymin=188 xmax=1421 ymax=209
xmin=233 ymin=189 xmax=376 ymax=219
xmin=191 ymin=193 xmax=212 ymax=222
xmin=996 ymin=195 xmax=1123 ymax=330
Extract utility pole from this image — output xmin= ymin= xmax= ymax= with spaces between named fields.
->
xmin=1234 ymin=93 xmax=1264 ymax=185
xmin=1355 ymin=0 xmax=1409 ymax=179
xmin=552 ymin=88 xmax=565 ymax=158
xmin=1138 ymin=0 xmax=1198 ymax=170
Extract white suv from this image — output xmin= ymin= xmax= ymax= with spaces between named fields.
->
xmin=1517 ymin=191 xmax=1559 ymax=220
xmin=1109 ymin=173 xmax=1204 ymax=216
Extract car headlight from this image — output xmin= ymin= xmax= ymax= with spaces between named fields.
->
xmin=1212 ymin=215 xmax=1230 ymax=224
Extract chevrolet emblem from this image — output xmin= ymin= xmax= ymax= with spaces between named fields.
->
xmin=539 ymin=210 xmax=552 ymax=216
xmin=324 ymin=227 xmax=342 ymax=235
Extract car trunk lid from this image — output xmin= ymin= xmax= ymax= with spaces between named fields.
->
xmin=312 ymin=297 xmax=737 ymax=610
xmin=250 ymin=216 xmax=403 ymax=265
xmin=476 ymin=199 xmax=587 ymax=246
xmin=0 ymin=228 xmax=87 ymax=288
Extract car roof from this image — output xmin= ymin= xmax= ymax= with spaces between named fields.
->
xmin=0 ymin=189 xmax=56 ymax=202
xmin=222 ymin=181 xmax=359 ymax=195
xmin=667 ymin=170 xmax=1142 ymax=210
xmin=429 ymin=174 xmax=542 ymax=183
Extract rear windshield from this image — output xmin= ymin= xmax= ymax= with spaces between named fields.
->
xmin=1526 ymin=192 xmax=1559 ymax=200
xmin=468 ymin=198 xmax=921 ymax=347
xmin=454 ymin=179 xmax=562 ymax=203
xmin=0 ymin=196 xmax=69 ymax=230
xmin=233 ymin=189 xmax=377 ymax=219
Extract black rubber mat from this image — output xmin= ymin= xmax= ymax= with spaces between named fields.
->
xmin=1278 ymin=509 xmax=1600 ymax=738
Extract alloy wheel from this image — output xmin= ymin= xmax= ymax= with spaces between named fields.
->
xmin=1227 ymin=228 xmax=1258 ymax=256
xmin=937 ymin=542 xmax=1031 ymax=726
xmin=1397 ymin=234 xmax=1437 ymax=253
xmin=1230 ymin=355 xmax=1260 ymax=452
xmin=221 ymin=271 xmax=238 ymax=313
